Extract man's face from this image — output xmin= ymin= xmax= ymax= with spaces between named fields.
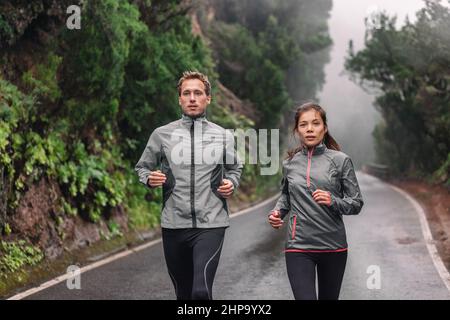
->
xmin=179 ymin=79 xmax=211 ymax=117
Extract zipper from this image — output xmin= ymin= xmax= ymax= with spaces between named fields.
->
xmin=190 ymin=121 xmax=196 ymax=228
xmin=291 ymin=215 xmax=297 ymax=239
xmin=306 ymin=147 xmax=314 ymax=188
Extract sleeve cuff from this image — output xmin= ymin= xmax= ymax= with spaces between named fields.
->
xmin=269 ymin=207 xmax=289 ymax=220
xmin=330 ymin=194 xmax=340 ymax=213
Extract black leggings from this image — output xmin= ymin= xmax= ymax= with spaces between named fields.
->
xmin=162 ymin=227 xmax=226 ymax=300
xmin=285 ymin=251 xmax=347 ymax=300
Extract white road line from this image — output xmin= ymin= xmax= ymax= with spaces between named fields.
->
xmin=372 ymin=174 xmax=450 ymax=293
xmin=7 ymin=193 xmax=280 ymax=300
xmin=231 ymin=193 xmax=280 ymax=218
xmin=7 ymin=238 xmax=162 ymax=300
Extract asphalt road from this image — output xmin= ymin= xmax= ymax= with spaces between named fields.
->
xmin=24 ymin=172 xmax=450 ymax=300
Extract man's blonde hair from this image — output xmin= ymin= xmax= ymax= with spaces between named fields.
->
xmin=177 ymin=71 xmax=211 ymax=96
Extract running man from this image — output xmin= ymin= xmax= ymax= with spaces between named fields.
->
xmin=135 ymin=71 xmax=243 ymax=300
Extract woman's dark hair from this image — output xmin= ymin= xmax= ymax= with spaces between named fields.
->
xmin=287 ymin=102 xmax=340 ymax=160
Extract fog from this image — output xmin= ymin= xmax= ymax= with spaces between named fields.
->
xmin=317 ymin=0 xmax=426 ymax=168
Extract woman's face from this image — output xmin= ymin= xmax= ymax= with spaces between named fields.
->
xmin=297 ymin=109 xmax=328 ymax=148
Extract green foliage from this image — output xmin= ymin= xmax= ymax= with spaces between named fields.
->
xmin=0 ymin=53 xmax=65 ymax=196
xmin=74 ymin=0 xmax=144 ymax=96
xmin=206 ymin=0 xmax=332 ymax=128
xmin=0 ymin=79 xmax=128 ymax=224
xmin=210 ymin=22 xmax=292 ymax=128
xmin=119 ymin=14 xmax=216 ymax=160
xmin=100 ymin=221 xmax=124 ymax=241
xmin=61 ymin=0 xmax=145 ymax=131
xmin=108 ymin=221 xmax=123 ymax=238
xmin=56 ymin=139 xmax=127 ymax=222
xmin=22 ymin=53 xmax=62 ymax=103
xmin=208 ymin=102 xmax=254 ymax=130
xmin=0 ymin=14 xmax=14 ymax=46
xmin=3 ymin=223 xmax=11 ymax=236
xmin=1 ymin=0 xmax=212 ymax=235
xmin=346 ymin=1 xmax=450 ymax=181
xmin=258 ymin=15 xmax=301 ymax=70
xmin=0 ymin=78 xmax=38 ymax=211
xmin=433 ymin=152 xmax=450 ymax=187
xmin=124 ymin=168 xmax=162 ymax=230
xmin=244 ymin=59 xmax=291 ymax=127
xmin=61 ymin=198 xmax=78 ymax=217
xmin=0 ymin=240 xmax=44 ymax=276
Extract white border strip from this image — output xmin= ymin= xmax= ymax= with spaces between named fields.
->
xmin=387 ymin=182 xmax=450 ymax=292
xmin=7 ymin=193 xmax=280 ymax=300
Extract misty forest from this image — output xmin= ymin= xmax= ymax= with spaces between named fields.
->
xmin=0 ymin=0 xmax=449 ymax=298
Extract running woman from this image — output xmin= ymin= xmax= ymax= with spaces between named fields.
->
xmin=268 ymin=102 xmax=363 ymax=300
xmin=135 ymin=71 xmax=243 ymax=300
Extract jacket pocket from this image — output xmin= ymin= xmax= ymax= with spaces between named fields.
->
xmin=291 ymin=215 xmax=297 ymax=240
xmin=210 ymin=163 xmax=228 ymax=212
xmin=161 ymin=164 xmax=175 ymax=209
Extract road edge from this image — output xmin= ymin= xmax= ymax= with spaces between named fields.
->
xmin=7 ymin=193 xmax=281 ymax=300
xmin=365 ymin=172 xmax=450 ymax=293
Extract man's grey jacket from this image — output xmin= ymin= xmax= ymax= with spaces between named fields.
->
xmin=135 ymin=113 xmax=243 ymax=229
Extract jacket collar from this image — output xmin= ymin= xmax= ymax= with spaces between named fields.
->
xmin=301 ymin=142 xmax=326 ymax=155
xmin=181 ymin=112 xmax=207 ymax=126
